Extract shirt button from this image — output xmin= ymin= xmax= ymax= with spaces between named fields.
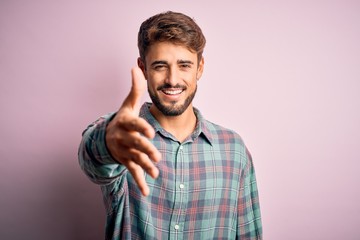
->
xmin=174 ymin=224 xmax=180 ymax=230
xmin=179 ymin=146 xmax=183 ymax=150
xmin=179 ymin=183 xmax=185 ymax=189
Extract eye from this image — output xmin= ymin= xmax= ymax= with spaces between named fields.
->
xmin=153 ymin=65 xmax=167 ymax=71
xmin=180 ymin=64 xmax=192 ymax=69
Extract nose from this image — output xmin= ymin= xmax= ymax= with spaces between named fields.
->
xmin=165 ymin=66 xmax=179 ymax=86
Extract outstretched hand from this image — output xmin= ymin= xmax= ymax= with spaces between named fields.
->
xmin=105 ymin=67 xmax=161 ymax=196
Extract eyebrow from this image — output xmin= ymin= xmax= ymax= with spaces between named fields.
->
xmin=178 ymin=60 xmax=194 ymax=65
xmin=151 ymin=60 xmax=167 ymax=67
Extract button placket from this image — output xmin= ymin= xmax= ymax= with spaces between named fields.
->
xmin=170 ymin=143 xmax=187 ymax=237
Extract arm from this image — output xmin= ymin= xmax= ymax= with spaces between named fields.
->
xmin=237 ymin=148 xmax=263 ymax=239
xmin=78 ymin=67 xmax=161 ymax=196
xmin=78 ymin=113 xmax=127 ymax=185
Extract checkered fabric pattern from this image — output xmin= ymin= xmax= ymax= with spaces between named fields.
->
xmin=79 ymin=103 xmax=262 ymax=240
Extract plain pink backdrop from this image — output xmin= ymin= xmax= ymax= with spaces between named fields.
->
xmin=1 ymin=1 xmax=359 ymax=239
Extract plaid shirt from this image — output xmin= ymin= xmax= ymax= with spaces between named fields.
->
xmin=79 ymin=103 xmax=262 ymax=240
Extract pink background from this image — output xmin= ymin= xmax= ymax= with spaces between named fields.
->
xmin=1 ymin=1 xmax=359 ymax=239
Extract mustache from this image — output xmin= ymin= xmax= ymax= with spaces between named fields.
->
xmin=157 ymin=83 xmax=186 ymax=91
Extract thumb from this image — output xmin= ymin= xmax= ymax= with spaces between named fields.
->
xmin=122 ymin=67 xmax=147 ymax=114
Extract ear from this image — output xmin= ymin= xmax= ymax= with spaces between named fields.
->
xmin=196 ymin=57 xmax=204 ymax=80
xmin=137 ymin=57 xmax=147 ymax=80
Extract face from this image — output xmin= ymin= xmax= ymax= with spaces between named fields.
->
xmin=139 ymin=42 xmax=204 ymax=117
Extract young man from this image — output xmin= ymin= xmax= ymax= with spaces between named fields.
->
xmin=79 ymin=11 xmax=262 ymax=239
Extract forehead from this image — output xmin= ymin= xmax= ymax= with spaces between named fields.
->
xmin=145 ymin=42 xmax=197 ymax=63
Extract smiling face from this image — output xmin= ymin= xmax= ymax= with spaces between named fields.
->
xmin=139 ymin=42 xmax=204 ymax=117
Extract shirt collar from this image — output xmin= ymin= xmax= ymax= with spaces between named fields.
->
xmin=139 ymin=102 xmax=213 ymax=145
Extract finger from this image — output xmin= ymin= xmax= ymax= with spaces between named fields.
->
xmin=114 ymin=144 xmax=158 ymax=174
xmin=114 ymin=129 xmax=161 ymax=162
xmin=125 ymin=160 xmax=150 ymax=196
xmin=122 ymin=67 xmax=146 ymax=115
xmin=130 ymin=136 xmax=161 ymax=163
xmin=127 ymin=148 xmax=159 ymax=178
xmin=119 ymin=115 xmax=156 ymax=139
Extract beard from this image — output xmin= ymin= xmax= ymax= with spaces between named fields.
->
xmin=148 ymin=83 xmax=197 ymax=116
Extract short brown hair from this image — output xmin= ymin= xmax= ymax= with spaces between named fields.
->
xmin=137 ymin=11 xmax=206 ymax=64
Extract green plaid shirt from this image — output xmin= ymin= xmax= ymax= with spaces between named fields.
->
xmin=79 ymin=103 xmax=262 ymax=239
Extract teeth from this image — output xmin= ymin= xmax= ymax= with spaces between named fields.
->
xmin=163 ymin=89 xmax=183 ymax=95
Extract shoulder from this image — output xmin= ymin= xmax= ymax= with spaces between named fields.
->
xmin=202 ymin=120 xmax=252 ymax=169
xmin=202 ymin=119 xmax=245 ymax=147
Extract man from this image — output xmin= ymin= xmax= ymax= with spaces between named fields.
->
xmin=79 ymin=11 xmax=262 ymax=239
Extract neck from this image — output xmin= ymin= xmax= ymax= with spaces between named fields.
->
xmin=150 ymin=104 xmax=197 ymax=143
